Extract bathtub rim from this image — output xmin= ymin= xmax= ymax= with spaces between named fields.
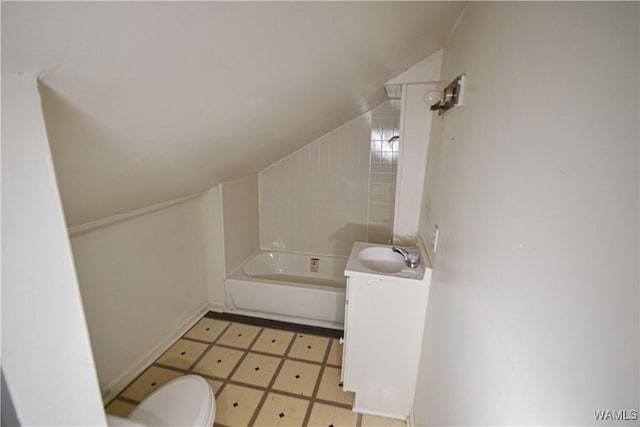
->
xmin=224 ymin=249 xmax=348 ymax=330
xmin=226 ymin=248 xmax=349 ymax=281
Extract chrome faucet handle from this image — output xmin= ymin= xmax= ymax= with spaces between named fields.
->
xmin=392 ymin=246 xmax=409 ymax=257
xmin=392 ymin=246 xmax=420 ymax=268
xmin=406 ymin=252 xmax=420 ymax=268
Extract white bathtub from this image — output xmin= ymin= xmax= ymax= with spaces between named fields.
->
xmin=225 ymin=251 xmax=347 ymax=329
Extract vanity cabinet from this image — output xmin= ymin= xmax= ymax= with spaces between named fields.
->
xmin=341 ymin=242 xmax=431 ymax=420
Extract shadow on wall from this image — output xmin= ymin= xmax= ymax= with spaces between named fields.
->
xmin=366 ymin=223 xmax=395 ymax=244
xmin=39 ymin=82 xmax=145 ymax=226
xmin=39 ymin=81 xmax=215 ymax=227
xmin=329 ymin=222 xmax=393 ymax=255
xmin=330 ymin=222 xmax=367 ymax=255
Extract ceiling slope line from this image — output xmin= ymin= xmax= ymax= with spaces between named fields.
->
xmin=68 ymin=191 xmax=206 ymax=237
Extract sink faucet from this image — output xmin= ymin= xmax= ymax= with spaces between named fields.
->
xmin=392 ymin=246 xmax=420 ymax=268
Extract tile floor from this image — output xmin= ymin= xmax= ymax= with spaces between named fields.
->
xmin=105 ymin=313 xmax=405 ymax=427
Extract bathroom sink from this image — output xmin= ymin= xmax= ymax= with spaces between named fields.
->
xmin=357 ymin=247 xmax=405 ymax=273
xmin=345 ymin=241 xmax=431 ymax=282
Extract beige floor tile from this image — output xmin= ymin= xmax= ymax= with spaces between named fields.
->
xmin=105 ymin=399 xmax=137 ymax=418
xmin=192 ymin=345 xmax=244 ymax=379
xmin=231 ymin=352 xmax=281 ymax=387
xmin=308 ymin=402 xmax=358 ymax=427
xmin=271 ymin=360 xmax=321 ymax=397
xmin=361 ymin=414 xmax=406 ymax=426
xmin=113 ymin=314 xmax=355 ymax=427
xmin=205 ymin=378 xmax=224 ymax=396
xmin=288 ymin=333 xmax=330 ymax=362
xmin=184 ymin=318 xmax=230 ymax=342
xmin=326 ymin=338 xmax=343 ymax=366
xmin=217 ymin=323 xmax=262 ymax=349
xmin=251 ymin=328 xmax=295 ymax=355
xmin=316 ymin=367 xmax=354 ymax=406
xmin=214 ymin=384 xmax=264 ymax=427
xmin=155 ymin=338 xmax=209 ymax=370
xmin=120 ymin=366 xmax=182 ymax=402
xmin=253 ymin=392 xmax=309 ymax=427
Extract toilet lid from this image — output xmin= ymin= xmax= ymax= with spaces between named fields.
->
xmin=129 ymin=375 xmax=215 ymax=427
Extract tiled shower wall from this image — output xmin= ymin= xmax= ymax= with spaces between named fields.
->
xmin=368 ymin=100 xmax=401 ymax=244
xmin=259 ymin=100 xmax=400 ymax=257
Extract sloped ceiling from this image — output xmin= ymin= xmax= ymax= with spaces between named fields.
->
xmin=2 ymin=1 xmax=465 ymax=227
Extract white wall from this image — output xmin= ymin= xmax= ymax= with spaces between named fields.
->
xmin=221 ymin=175 xmax=260 ymax=273
xmin=1 ymin=74 xmax=105 ymax=425
xmin=386 ymin=48 xmax=442 ymax=86
xmin=70 ymin=197 xmax=209 ymax=399
xmin=385 ymin=48 xmax=441 ymax=245
xmin=259 ymin=101 xmax=400 ymax=256
xmin=415 ymin=3 xmax=639 ymax=425
xmin=201 ymin=185 xmax=227 ymax=306
xmin=393 ymin=83 xmax=435 ymax=245
xmin=2 ymin=2 xmax=465 ymax=227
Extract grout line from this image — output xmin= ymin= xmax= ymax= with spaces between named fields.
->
xmin=197 ymin=336 xmax=252 ymax=424
xmin=181 ymin=336 xmax=214 ymax=345
xmin=113 ymin=396 xmax=140 ymax=406
xmin=301 ymin=335 xmax=335 ymax=425
xmin=203 ymin=322 xmax=235 ymax=400
xmin=211 ymin=325 xmax=264 ymax=394
xmin=222 ymin=346 xmax=251 ymax=382
xmin=187 ymin=321 xmax=234 ymax=372
xmin=151 ymin=363 xmax=189 ymax=374
xmin=247 ymin=327 xmax=299 ymax=426
xmin=105 ymin=354 xmax=194 ymax=407
xmin=247 ymin=357 xmax=285 ymax=426
xmin=107 ymin=314 xmax=369 ymax=426
xmin=108 ymin=319 xmax=235 ymax=407
xmin=313 ymin=397 xmax=354 ymax=410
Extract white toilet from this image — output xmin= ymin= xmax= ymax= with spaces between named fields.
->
xmin=106 ymin=375 xmax=215 ymax=427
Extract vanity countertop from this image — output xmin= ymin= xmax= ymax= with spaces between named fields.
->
xmin=344 ymin=241 xmax=431 ymax=283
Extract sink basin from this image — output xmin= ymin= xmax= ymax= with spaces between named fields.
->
xmin=357 ymin=247 xmax=405 ymax=273
xmin=345 ymin=242 xmax=430 ymax=282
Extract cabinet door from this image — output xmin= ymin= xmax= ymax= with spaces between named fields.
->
xmin=342 ymin=276 xmax=429 ymax=418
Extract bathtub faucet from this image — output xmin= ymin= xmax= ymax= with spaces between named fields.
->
xmin=392 ymin=246 xmax=420 ymax=268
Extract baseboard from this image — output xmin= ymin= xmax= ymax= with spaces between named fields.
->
xmin=352 ymin=405 xmax=407 ymax=422
xmin=207 ymin=302 xmax=226 ymax=313
xmin=204 ymin=310 xmax=343 ymax=338
xmin=222 ymin=306 xmax=343 ymax=331
xmin=101 ymin=303 xmax=210 ymax=404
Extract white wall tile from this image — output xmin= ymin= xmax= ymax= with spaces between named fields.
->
xmin=259 ymin=101 xmax=400 ymax=255
xmin=367 ymin=100 xmax=401 ymax=243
